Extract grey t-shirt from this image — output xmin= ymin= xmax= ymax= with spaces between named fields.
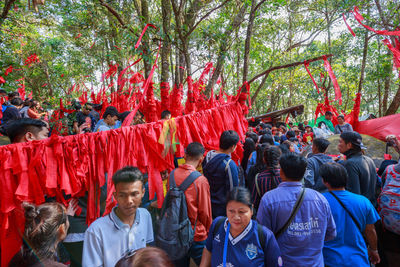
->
xmin=334 ymin=123 xmax=353 ymax=134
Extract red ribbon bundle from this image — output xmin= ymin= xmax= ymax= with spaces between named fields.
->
xmin=352 ymin=6 xmax=400 ymax=36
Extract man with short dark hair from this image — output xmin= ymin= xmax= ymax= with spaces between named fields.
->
xmin=202 ymin=130 xmax=240 ymax=218
xmin=5 ymin=118 xmax=49 ymax=143
xmin=161 ymin=110 xmax=171 ymax=120
xmin=304 ymin=138 xmax=333 ymax=192
xmin=316 ymin=111 xmax=335 ymax=132
xmin=170 ymin=142 xmax=212 ymax=266
xmin=83 ymin=166 xmax=153 ymax=267
xmin=321 ymin=162 xmax=380 ymax=266
xmin=257 ymin=153 xmax=336 ymax=266
xmin=338 ymin=131 xmax=377 ymax=206
xmin=75 ymin=103 xmax=95 ymax=132
xmin=95 ymin=106 xmax=120 ymax=132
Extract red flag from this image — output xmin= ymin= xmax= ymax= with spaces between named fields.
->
xmin=0 ymin=76 xmax=5 ymax=84
xmin=342 ymin=13 xmax=356 ymax=37
xmin=304 ymin=61 xmax=320 ymax=93
xmin=75 ymin=33 xmax=82 ymax=38
xmin=322 ymin=56 xmax=342 ymax=105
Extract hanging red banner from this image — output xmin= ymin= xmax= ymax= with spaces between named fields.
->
xmin=342 ymin=13 xmax=356 ymax=37
xmin=352 ymin=6 xmax=400 ymax=36
xmin=304 ymin=61 xmax=320 ymax=93
xmin=322 ymin=55 xmax=342 ymax=105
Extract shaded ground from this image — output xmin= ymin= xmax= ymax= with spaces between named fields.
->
xmin=0 ymin=136 xmax=10 ymax=146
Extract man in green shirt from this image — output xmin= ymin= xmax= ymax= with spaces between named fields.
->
xmin=316 ymin=111 xmax=335 ymax=132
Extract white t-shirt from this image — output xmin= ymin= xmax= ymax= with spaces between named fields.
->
xmin=82 ymin=207 xmax=154 ymax=267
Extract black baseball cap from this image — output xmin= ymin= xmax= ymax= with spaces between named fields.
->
xmin=340 ymin=131 xmax=367 ymax=150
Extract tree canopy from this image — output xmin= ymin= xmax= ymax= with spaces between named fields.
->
xmin=1 ymin=0 xmax=399 ymax=120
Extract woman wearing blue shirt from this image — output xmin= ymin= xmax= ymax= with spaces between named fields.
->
xmin=200 ymin=187 xmax=283 ymax=267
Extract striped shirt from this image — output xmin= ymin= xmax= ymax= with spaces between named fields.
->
xmin=252 ymin=168 xmax=281 ymax=211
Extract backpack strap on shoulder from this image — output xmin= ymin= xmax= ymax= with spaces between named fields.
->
xmin=213 ymin=216 xmax=226 ymax=237
xmin=179 ymin=171 xmax=202 ymax=192
xmin=169 ymin=169 xmax=177 ymax=189
xmin=257 ymin=223 xmax=266 ymax=251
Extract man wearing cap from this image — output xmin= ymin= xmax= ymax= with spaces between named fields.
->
xmin=316 ymin=111 xmax=335 ymax=132
xmin=337 ymin=131 xmax=377 ymax=206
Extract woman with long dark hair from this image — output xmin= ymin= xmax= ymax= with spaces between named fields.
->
xmin=251 ymin=146 xmax=282 ymax=211
xmin=241 ymin=137 xmax=256 ymax=175
xmin=9 ymin=202 xmax=71 ymax=267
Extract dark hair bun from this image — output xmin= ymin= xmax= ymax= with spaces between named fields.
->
xmin=22 ymin=202 xmax=39 ymax=222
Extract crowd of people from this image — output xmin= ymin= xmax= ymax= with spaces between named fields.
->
xmin=1 ymin=90 xmax=399 ymax=267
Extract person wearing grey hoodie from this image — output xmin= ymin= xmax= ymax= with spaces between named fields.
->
xmin=304 ymin=138 xmax=333 ymax=192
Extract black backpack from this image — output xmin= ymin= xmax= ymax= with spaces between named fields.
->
xmin=156 ymin=170 xmax=201 ymax=260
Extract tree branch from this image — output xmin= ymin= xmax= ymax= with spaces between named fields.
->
xmin=98 ymin=0 xmax=138 ymax=36
xmin=248 ymin=54 xmax=333 ymax=85
xmin=185 ymin=0 xmax=231 ymax=38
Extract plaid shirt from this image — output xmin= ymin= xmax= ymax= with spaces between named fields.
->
xmin=252 ymin=168 xmax=281 ymax=211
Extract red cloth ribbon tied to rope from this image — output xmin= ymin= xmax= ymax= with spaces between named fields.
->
xmin=342 ymin=13 xmax=356 ymax=37
xmin=17 ymin=84 xmax=25 ymax=100
xmin=322 ymin=55 xmax=342 ymax=105
xmin=134 ymin=24 xmax=157 ymax=49
xmin=304 ymin=61 xmax=320 ymax=93
xmin=0 ymin=76 xmax=5 ymax=84
xmin=352 ymin=6 xmax=400 ymax=36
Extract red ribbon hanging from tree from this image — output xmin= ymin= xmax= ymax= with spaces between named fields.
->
xmin=134 ymin=24 xmax=157 ymax=49
xmin=342 ymin=13 xmax=356 ymax=37
xmin=304 ymin=61 xmax=320 ymax=93
xmin=352 ymin=6 xmax=400 ymax=36
xmin=383 ymin=39 xmax=400 ymax=72
xmin=322 ymin=55 xmax=342 ymax=105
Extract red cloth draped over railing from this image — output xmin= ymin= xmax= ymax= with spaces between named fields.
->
xmin=0 ymin=101 xmax=248 ymax=266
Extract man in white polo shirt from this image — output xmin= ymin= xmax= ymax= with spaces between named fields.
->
xmin=82 ymin=166 xmax=154 ymax=267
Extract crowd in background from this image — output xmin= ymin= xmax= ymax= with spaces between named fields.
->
xmin=1 ymin=89 xmax=400 ymax=267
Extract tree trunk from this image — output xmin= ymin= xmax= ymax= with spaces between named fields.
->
xmin=205 ymin=3 xmax=249 ymax=95
xmin=141 ymin=0 xmax=151 ymax=78
xmin=357 ymin=30 xmax=369 ymax=94
xmin=251 ymin=72 xmax=269 ymax=103
xmin=242 ymin=0 xmax=257 ymax=83
xmin=382 ymin=69 xmax=391 ymax=113
xmin=0 ymin=0 xmax=17 ymax=28
xmin=385 ymin=83 xmax=400 ymax=115
xmin=161 ymin=0 xmax=171 ymax=84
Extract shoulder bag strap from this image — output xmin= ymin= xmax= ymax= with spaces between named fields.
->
xmin=329 ymin=191 xmax=362 ymax=232
xmin=213 ymin=216 xmax=226 ymax=237
xmin=179 ymin=171 xmax=202 ymax=192
xmin=275 ymin=188 xmax=306 ymax=238
xmin=257 ymin=224 xmax=266 ymax=251
xmin=254 ymin=173 xmax=261 ymax=197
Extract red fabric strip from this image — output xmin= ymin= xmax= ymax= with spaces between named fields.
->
xmin=342 ymin=13 xmax=356 ymax=37
xmin=352 ymin=6 xmax=400 ymax=36
xmin=134 ymin=24 xmax=157 ymax=49
xmin=322 ymin=56 xmax=342 ymax=105
xmin=304 ymin=61 xmax=320 ymax=93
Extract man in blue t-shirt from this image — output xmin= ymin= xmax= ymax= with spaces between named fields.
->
xmin=257 ymin=153 xmax=336 ymax=266
xmin=203 ymin=130 xmax=240 ymax=218
xmin=320 ymin=162 xmax=380 ymax=266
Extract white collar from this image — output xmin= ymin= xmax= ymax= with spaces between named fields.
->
xmin=224 ymin=218 xmax=253 ymax=245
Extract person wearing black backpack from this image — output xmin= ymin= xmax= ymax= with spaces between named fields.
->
xmin=156 ymin=142 xmax=212 ymax=267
